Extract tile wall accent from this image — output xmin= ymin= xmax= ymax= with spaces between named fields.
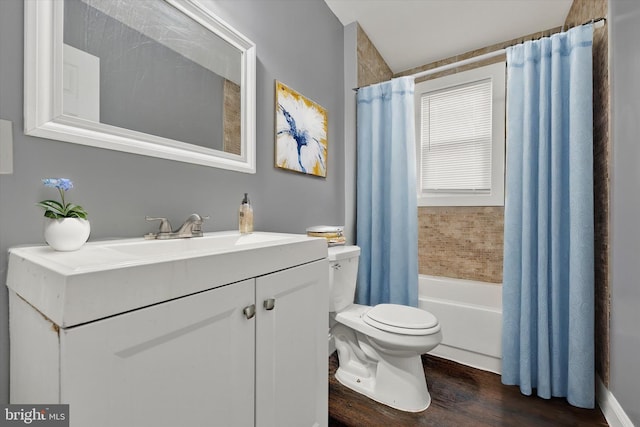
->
xmin=356 ymin=24 xmax=393 ymax=88
xmin=564 ymin=0 xmax=610 ymax=387
xmin=418 ymin=207 xmax=504 ymax=283
xmin=223 ymin=79 xmax=242 ymax=155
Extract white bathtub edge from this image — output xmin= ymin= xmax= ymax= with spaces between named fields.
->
xmin=420 ymin=274 xmax=503 ymax=374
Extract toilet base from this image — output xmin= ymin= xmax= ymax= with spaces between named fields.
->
xmin=332 ymin=323 xmax=432 ymax=412
xmin=335 ymin=362 xmax=431 ymax=413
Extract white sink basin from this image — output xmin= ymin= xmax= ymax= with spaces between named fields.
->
xmin=7 ymin=231 xmax=327 ymax=328
xmin=109 ymin=231 xmax=291 ymax=257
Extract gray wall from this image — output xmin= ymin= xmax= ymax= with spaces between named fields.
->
xmin=609 ymin=1 xmax=640 ymax=424
xmin=343 ymin=22 xmax=357 ymax=244
xmin=0 ymin=0 xmax=344 ymax=404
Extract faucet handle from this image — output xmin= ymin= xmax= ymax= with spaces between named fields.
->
xmin=190 ymin=214 xmax=210 ymax=234
xmin=181 ymin=214 xmax=209 ymax=238
xmin=145 ymin=216 xmax=172 ymax=233
xmin=188 ymin=213 xmax=210 ymax=222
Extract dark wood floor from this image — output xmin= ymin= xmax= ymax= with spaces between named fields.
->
xmin=328 ymin=353 xmax=608 ymax=427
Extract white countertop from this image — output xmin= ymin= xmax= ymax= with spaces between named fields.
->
xmin=7 ymin=231 xmax=327 ymax=328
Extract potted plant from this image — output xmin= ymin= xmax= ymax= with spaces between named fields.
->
xmin=37 ymin=178 xmax=90 ymax=251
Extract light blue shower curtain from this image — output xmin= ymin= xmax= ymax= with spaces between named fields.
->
xmin=355 ymin=77 xmax=418 ymax=307
xmin=502 ymin=24 xmax=594 ymax=408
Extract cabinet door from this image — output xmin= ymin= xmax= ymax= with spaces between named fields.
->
xmin=255 ymin=260 xmax=329 ymax=427
xmin=61 ymin=279 xmax=255 ymax=427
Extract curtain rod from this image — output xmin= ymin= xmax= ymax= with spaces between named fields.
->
xmin=352 ymin=17 xmax=606 ymax=92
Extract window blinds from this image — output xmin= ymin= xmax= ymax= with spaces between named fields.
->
xmin=420 ymin=78 xmax=493 ymax=193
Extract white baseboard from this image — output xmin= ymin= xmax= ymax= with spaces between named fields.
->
xmin=428 ymin=344 xmax=501 ymax=375
xmin=597 ymin=376 xmax=635 ymax=427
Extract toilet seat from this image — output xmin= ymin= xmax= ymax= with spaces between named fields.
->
xmin=364 ymin=304 xmax=438 ymax=336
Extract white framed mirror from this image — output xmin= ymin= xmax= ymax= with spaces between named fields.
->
xmin=25 ymin=0 xmax=256 ymax=173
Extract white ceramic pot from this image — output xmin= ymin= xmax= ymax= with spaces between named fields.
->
xmin=44 ymin=218 xmax=91 ymax=251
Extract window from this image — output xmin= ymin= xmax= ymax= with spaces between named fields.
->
xmin=415 ymin=62 xmax=505 ymax=206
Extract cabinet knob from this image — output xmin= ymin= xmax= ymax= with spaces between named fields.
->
xmin=243 ymin=304 xmax=256 ymax=319
xmin=263 ymin=298 xmax=276 ymax=311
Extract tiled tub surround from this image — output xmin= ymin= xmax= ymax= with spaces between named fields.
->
xmin=418 ymin=207 xmax=504 ymax=284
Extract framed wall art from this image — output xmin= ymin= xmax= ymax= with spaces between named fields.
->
xmin=275 ymin=81 xmax=327 ymax=177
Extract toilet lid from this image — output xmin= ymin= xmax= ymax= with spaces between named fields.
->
xmin=364 ymin=304 xmax=438 ymax=335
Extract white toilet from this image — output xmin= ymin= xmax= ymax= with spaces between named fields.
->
xmin=328 ymin=245 xmax=442 ymax=412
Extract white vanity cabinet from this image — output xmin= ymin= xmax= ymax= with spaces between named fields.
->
xmin=7 ymin=232 xmax=328 ymax=427
xmin=255 ymin=261 xmax=328 ymax=427
xmin=40 ymin=279 xmax=256 ymax=427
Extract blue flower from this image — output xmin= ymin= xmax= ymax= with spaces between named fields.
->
xmin=38 ymin=178 xmax=87 ymax=219
xmin=42 ymin=178 xmax=74 ymax=191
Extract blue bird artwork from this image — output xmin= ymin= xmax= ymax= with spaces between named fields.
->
xmin=275 ymin=81 xmax=327 ymax=177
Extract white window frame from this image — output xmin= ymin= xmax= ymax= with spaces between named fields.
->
xmin=415 ymin=61 xmax=505 ymax=207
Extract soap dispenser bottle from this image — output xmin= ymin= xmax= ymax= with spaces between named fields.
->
xmin=239 ymin=193 xmax=254 ymax=234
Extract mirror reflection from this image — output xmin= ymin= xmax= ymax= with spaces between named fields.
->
xmin=62 ymin=0 xmax=243 ymax=155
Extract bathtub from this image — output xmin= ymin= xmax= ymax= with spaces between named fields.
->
xmin=419 ymin=275 xmax=502 ymax=374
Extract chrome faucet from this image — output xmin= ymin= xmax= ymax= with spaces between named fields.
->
xmin=144 ymin=213 xmax=210 ymax=240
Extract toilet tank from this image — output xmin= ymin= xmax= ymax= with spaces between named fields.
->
xmin=328 ymin=245 xmax=360 ymax=312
